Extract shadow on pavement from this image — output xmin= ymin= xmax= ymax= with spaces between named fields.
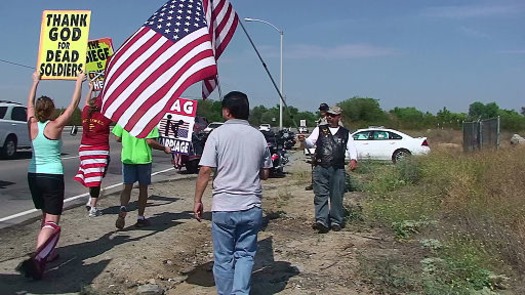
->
xmin=0 ymin=180 xmax=15 ymax=189
xmin=0 ymin=151 xmax=32 ymax=160
xmin=185 ymin=236 xmax=299 ymax=294
xmin=102 ymin=194 xmax=180 ymax=215
xmin=0 ymin=196 xmax=194 ymax=294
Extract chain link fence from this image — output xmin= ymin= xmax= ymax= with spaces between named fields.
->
xmin=463 ymin=117 xmax=500 ymax=152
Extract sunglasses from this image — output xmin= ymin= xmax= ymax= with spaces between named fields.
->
xmin=327 ymin=113 xmax=340 ymax=118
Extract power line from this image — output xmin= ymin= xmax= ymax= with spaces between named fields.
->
xmin=0 ymin=58 xmax=35 ymax=70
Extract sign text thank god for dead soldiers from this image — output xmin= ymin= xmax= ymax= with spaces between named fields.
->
xmin=37 ymin=10 xmax=91 ymax=80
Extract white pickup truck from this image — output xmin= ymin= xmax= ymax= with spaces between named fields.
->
xmin=0 ymin=100 xmax=31 ymax=159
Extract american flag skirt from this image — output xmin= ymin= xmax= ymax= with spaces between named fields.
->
xmin=73 ymin=145 xmax=110 ymax=188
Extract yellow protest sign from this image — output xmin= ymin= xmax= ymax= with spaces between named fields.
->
xmin=85 ymin=38 xmax=114 ymax=90
xmin=37 ymin=10 xmax=91 ymax=80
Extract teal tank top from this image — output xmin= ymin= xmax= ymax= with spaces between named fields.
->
xmin=28 ymin=121 xmax=63 ymax=174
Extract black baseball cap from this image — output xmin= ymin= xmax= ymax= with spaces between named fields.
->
xmin=319 ymin=103 xmax=329 ymax=111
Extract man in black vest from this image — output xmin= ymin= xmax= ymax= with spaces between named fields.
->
xmin=305 ymin=103 xmax=330 ymax=191
xmin=299 ymin=105 xmax=358 ymax=233
xmin=305 ymin=103 xmax=345 ymax=191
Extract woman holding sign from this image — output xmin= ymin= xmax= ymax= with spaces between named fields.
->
xmin=73 ymin=81 xmax=112 ymax=217
xmin=17 ymin=70 xmax=86 ymax=280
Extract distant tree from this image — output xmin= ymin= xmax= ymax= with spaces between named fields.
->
xmin=498 ymin=109 xmax=525 ymax=132
xmin=338 ymin=96 xmax=388 ymax=127
xmin=195 ymin=101 xmax=318 ymax=129
xmin=282 ymin=105 xmax=298 ymax=127
xmin=293 ymin=110 xmax=317 ymax=127
xmin=521 ymin=106 xmax=525 ymax=116
xmin=53 ymin=107 xmax=82 ymax=125
xmin=389 ymin=107 xmax=425 ymax=129
xmin=196 ymin=99 xmax=222 ymax=122
xmin=423 ymin=111 xmax=437 ymax=128
xmin=485 ymin=102 xmax=500 ymax=118
xmin=436 ymin=107 xmax=465 ymax=129
xmin=468 ymin=102 xmax=485 ymax=120
xmin=70 ymin=107 xmax=82 ymax=125
xmin=468 ymin=101 xmax=500 ymax=120
xmin=260 ymin=108 xmax=279 ymax=125
xmin=249 ymin=105 xmax=268 ymax=126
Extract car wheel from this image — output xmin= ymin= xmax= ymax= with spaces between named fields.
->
xmin=2 ymin=135 xmax=17 ymax=159
xmin=392 ymin=149 xmax=411 ymax=163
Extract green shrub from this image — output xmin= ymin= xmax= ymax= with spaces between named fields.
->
xmin=357 ymin=146 xmax=525 ymax=293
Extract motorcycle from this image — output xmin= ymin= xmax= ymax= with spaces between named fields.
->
xmin=278 ymin=128 xmax=296 ymax=150
xmin=262 ymin=130 xmax=288 ymax=178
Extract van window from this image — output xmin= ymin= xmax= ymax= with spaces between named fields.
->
xmin=0 ymin=107 xmax=7 ymax=119
xmin=12 ymin=107 xmax=27 ymax=122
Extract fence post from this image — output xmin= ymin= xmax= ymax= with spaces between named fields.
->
xmin=478 ymin=119 xmax=482 ymax=150
xmin=497 ymin=116 xmax=501 ymax=149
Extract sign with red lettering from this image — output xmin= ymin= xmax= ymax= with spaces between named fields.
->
xmin=158 ymin=98 xmax=198 ymax=155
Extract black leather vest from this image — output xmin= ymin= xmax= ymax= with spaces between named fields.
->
xmin=315 ymin=125 xmax=349 ymax=168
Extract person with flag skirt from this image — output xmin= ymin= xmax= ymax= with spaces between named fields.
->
xmin=73 ymin=81 xmax=113 ymax=217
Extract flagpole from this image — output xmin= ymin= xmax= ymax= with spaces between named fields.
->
xmin=238 ymin=21 xmax=290 ymax=123
xmin=216 ymin=79 xmax=223 ymax=100
xmin=239 ymin=20 xmax=314 ymax=160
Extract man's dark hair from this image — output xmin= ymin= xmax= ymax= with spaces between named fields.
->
xmin=222 ymin=91 xmax=249 ymax=120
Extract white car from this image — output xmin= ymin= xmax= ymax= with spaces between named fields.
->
xmin=0 ymin=100 xmax=31 ymax=159
xmin=352 ymin=127 xmax=430 ymax=163
xmin=203 ymin=122 xmax=224 ymax=133
xmin=259 ymin=124 xmax=271 ymax=132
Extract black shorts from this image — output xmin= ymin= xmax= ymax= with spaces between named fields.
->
xmin=28 ymin=173 xmax=65 ymax=215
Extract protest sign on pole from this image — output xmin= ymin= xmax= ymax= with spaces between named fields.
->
xmin=37 ymin=10 xmax=91 ymax=80
xmin=158 ymin=98 xmax=198 ymax=155
xmin=85 ymin=37 xmax=113 ymax=90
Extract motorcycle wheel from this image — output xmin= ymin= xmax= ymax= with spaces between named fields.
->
xmin=270 ymin=167 xmax=285 ymax=178
xmin=186 ymin=159 xmax=200 ymax=174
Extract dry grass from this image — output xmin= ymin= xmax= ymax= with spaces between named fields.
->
xmin=430 ymin=146 xmax=525 ymax=277
xmin=359 ymin=131 xmax=525 ymax=292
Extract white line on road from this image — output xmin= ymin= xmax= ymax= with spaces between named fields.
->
xmin=0 ymin=167 xmax=175 ymax=223
xmin=61 ymin=156 xmax=79 ymax=160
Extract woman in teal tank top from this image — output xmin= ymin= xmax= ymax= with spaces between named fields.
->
xmin=17 ymin=71 xmax=86 ymax=280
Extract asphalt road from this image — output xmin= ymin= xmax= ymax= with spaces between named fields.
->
xmin=0 ymin=130 xmax=177 ymax=229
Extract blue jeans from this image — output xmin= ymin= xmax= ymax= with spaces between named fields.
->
xmin=212 ymin=206 xmax=262 ymax=295
xmin=313 ymin=165 xmax=346 ymax=226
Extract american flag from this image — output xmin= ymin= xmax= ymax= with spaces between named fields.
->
xmin=201 ymin=0 xmax=239 ymax=99
xmin=100 ymin=0 xmax=217 ymax=138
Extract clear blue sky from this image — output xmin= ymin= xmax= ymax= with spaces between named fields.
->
xmin=0 ymin=0 xmax=523 ymax=114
